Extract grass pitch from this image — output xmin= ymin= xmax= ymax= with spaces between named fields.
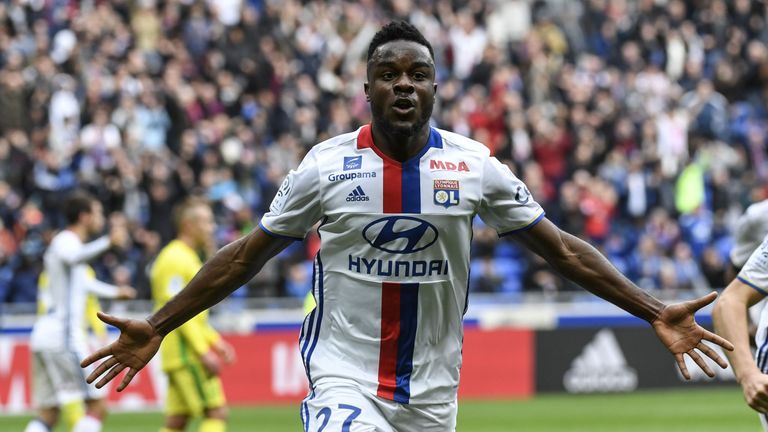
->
xmin=0 ymin=387 xmax=757 ymax=431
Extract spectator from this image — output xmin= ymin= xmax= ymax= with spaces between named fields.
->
xmin=0 ymin=0 xmax=765 ymax=304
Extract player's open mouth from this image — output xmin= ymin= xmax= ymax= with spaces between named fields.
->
xmin=392 ymin=99 xmax=415 ymax=115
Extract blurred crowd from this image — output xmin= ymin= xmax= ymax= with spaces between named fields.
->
xmin=1 ymin=0 xmax=767 ymax=306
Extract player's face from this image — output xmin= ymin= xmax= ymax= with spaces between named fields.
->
xmin=365 ymin=40 xmax=436 ymax=138
xmin=190 ymin=205 xmax=215 ymax=250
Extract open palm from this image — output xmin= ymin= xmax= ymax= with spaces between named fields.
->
xmin=651 ymin=292 xmax=734 ymax=379
xmin=80 ymin=311 xmax=163 ymax=391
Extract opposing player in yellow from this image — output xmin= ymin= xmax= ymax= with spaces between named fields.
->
xmin=151 ymin=197 xmax=235 ymax=432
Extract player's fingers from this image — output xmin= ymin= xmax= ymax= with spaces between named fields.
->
xmin=688 ymin=350 xmax=714 ymax=377
xmin=96 ymin=311 xmax=126 ymax=330
xmin=697 ymin=342 xmax=728 ymax=369
xmin=81 ymin=345 xmax=113 ymax=368
xmin=96 ymin=363 xmax=126 ymax=389
xmin=701 ymin=330 xmax=734 ymax=351
xmin=750 ymin=394 xmax=768 ymax=413
xmin=685 ymin=291 xmax=718 ymax=312
xmin=754 ymin=393 xmax=768 ymax=410
xmin=86 ymin=357 xmax=119 ymax=384
xmin=116 ymin=368 xmax=138 ymax=392
xmin=675 ymin=353 xmax=690 ymax=380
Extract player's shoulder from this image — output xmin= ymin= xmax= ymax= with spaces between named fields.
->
xmin=433 ymin=127 xmax=492 ymax=158
xmin=49 ymin=229 xmax=79 ymax=250
xmin=746 ymin=200 xmax=768 ymax=217
xmin=307 ymin=128 xmax=362 ymax=157
xmin=155 ymin=240 xmax=196 ymax=266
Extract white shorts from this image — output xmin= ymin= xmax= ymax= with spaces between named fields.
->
xmin=31 ymin=349 xmax=107 ymax=409
xmin=301 ymin=381 xmax=457 ymax=432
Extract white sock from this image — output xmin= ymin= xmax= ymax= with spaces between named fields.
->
xmin=73 ymin=415 xmax=102 ymax=432
xmin=24 ymin=418 xmax=51 ymax=432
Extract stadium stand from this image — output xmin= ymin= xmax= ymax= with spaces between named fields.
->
xmin=0 ymin=0 xmax=766 ymax=305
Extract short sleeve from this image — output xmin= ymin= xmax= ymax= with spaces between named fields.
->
xmin=477 ymin=156 xmax=545 ymax=236
xmin=259 ymin=150 xmax=323 ymax=240
xmin=737 ymin=234 xmax=768 ymax=296
xmin=731 ymin=207 xmax=763 ymax=268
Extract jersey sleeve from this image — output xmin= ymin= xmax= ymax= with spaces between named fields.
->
xmin=259 ymin=150 xmax=323 ymax=240
xmin=730 ymin=207 xmax=762 ymax=268
xmin=737 ymin=234 xmax=768 ymax=297
xmin=56 ymin=235 xmax=111 ymax=266
xmin=477 ymin=156 xmax=545 ymax=235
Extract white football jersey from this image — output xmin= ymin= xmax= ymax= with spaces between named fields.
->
xmin=731 ymin=200 xmax=768 ymax=269
xmin=261 ymin=125 xmax=544 ymax=404
xmin=30 ymin=230 xmax=120 ymax=352
xmin=737 ymin=234 xmax=768 ymax=373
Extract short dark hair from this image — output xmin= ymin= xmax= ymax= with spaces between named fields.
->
xmin=63 ymin=190 xmax=98 ymax=225
xmin=367 ymin=21 xmax=434 ymax=62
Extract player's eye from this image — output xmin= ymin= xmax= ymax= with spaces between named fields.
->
xmin=413 ymin=72 xmax=427 ymax=80
xmin=381 ymin=71 xmax=396 ymax=80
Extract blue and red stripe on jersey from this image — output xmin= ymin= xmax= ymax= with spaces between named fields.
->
xmin=357 ymin=124 xmax=442 ymax=403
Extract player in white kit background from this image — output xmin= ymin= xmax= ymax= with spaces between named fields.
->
xmin=82 ymin=22 xmax=734 ymax=431
xmin=25 ymin=190 xmax=136 ymax=432
xmin=713 ymin=200 xmax=768 ymax=431
xmin=714 ymin=234 xmax=768 ymax=430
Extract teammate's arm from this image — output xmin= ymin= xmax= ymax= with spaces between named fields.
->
xmin=513 ymin=217 xmax=733 ymax=378
xmin=81 ymin=227 xmax=293 ymax=390
xmin=713 ymin=278 xmax=768 ymax=412
xmin=82 ymin=274 xmax=135 ymax=299
xmin=60 ymin=224 xmax=128 ymax=266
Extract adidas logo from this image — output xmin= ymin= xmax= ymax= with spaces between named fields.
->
xmin=346 ymin=185 xmax=370 ymax=202
xmin=563 ymin=329 xmax=638 ymax=393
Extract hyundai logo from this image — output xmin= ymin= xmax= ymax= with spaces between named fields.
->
xmin=362 ymin=216 xmax=438 ymax=254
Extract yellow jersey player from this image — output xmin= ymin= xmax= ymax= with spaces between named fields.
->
xmin=151 ymin=197 xmax=235 ymax=432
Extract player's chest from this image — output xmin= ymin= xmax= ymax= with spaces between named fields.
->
xmin=317 ymin=154 xmax=480 ymax=215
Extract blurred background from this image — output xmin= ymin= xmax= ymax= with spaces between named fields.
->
xmin=0 ymin=0 xmax=766 ymax=430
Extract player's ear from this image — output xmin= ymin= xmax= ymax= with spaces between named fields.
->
xmin=364 ymin=82 xmax=370 ymax=102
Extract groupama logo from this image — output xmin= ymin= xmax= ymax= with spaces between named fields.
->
xmin=362 ymin=216 xmax=438 ymax=254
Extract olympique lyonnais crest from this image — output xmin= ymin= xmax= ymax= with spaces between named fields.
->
xmin=434 ymin=179 xmax=460 ymax=208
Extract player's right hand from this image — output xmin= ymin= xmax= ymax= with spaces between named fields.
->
xmin=201 ymin=350 xmax=223 ymax=376
xmin=80 ymin=312 xmax=163 ymax=392
xmin=117 ymin=286 xmax=137 ymax=299
xmin=740 ymin=370 xmax=768 ymax=413
xmin=213 ymin=339 xmax=236 ymax=365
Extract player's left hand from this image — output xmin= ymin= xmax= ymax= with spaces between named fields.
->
xmin=213 ymin=339 xmax=236 ymax=365
xmin=651 ymin=291 xmax=734 ymax=379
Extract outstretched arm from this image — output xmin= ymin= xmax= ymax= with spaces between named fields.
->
xmin=81 ymin=227 xmax=294 ymax=391
xmin=713 ymin=279 xmax=768 ymax=412
xmin=513 ymin=217 xmax=733 ymax=378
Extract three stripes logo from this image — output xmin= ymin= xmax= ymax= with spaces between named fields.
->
xmin=346 ymin=185 xmax=370 ymax=202
xmin=563 ymin=329 xmax=638 ymax=393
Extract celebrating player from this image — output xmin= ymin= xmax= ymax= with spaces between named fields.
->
xmin=151 ymin=197 xmax=235 ymax=432
xmin=82 ymin=22 xmax=733 ymax=431
xmin=25 ymin=190 xmax=135 ymax=432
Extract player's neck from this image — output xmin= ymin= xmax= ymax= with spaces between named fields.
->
xmin=177 ymin=233 xmax=197 ymax=250
xmin=67 ymin=224 xmax=88 ymax=242
xmin=370 ymin=123 xmax=430 ymax=162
